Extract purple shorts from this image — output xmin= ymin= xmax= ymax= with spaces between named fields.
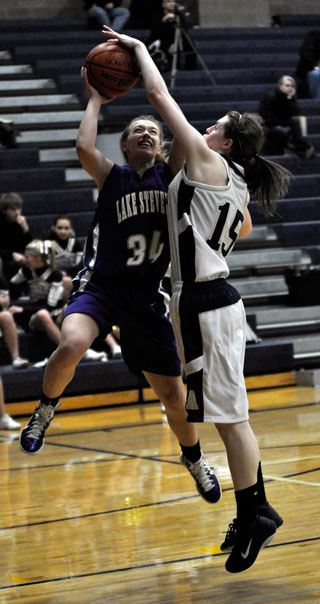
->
xmin=64 ymin=272 xmax=181 ymax=377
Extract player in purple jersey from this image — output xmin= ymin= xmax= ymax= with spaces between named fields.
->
xmin=19 ymin=65 xmax=221 ymax=506
xmin=102 ymin=27 xmax=291 ymax=573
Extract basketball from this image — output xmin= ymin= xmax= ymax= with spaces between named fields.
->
xmin=85 ymin=42 xmax=139 ymax=100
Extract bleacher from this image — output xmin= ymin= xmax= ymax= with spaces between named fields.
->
xmin=1 ymin=14 xmax=320 ymax=402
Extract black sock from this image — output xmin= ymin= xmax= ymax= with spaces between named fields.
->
xmin=235 ymin=482 xmax=259 ymax=525
xmin=40 ymin=391 xmax=60 ymax=408
xmin=257 ymin=462 xmax=267 ymax=506
xmin=180 ymin=440 xmax=201 ymax=464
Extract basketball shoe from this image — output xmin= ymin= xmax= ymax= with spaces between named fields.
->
xmin=20 ymin=403 xmax=56 ymax=454
xmin=180 ymin=453 xmax=221 ymax=503
xmin=225 ymin=515 xmax=277 ymax=573
xmin=220 ymin=503 xmax=283 ymax=551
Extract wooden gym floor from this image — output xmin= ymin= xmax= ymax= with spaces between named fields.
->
xmin=0 ymin=376 xmax=320 ymax=603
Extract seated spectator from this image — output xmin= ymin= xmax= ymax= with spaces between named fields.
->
xmin=296 ymin=30 xmax=320 ymax=98
xmin=84 ymin=1 xmax=129 ymax=31
xmin=0 ymin=193 xmax=32 ymax=285
xmin=147 ymin=0 xmax=197 ymax=71
xmin=47 ymin=218 xmax=122 ymax=359
xmin=0 ymin=271 xmax=29 ymax=369
xmin=0 ymin=372 xmax=20 ymax=430
xmin=259 ymin=75 xmax=315 ymax=159
xmin=47 ymin=216 xmax=84 ymax=298
xmin=10 ymin=240 xmax=66 ymax=348
xmin=11 ymin=240 xmax=119 ymax=364
xmin=105 ymin=331 xmax=122 ymax=358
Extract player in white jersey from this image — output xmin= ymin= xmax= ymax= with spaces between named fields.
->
xmin=102 ymin=26 xmax=291 ymax=573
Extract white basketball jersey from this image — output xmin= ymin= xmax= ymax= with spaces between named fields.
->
xmin=167 ymin=157 xmax=249 ymax=284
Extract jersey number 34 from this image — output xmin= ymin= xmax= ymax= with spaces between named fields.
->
xmin=127 ymin=230 xmax=164 ymax=266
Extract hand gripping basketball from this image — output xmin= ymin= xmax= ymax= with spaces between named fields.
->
xmin=85 ymin=41 xmax=139 ymax=100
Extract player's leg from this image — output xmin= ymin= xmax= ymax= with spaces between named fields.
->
xmin=42 ymin=313 xmax=99 ymax=398
xmin=143 ymin=371 xmax=195 ymax=445
xmin=220 ymin=429 xmax=283 ymax=552
xmin=20 ymin=313 xmax=99 ymax=454
xmin=143 ymin=370 xmax=221 ymax=504
xmin=216 ymin=421 xmax=277 ymax=573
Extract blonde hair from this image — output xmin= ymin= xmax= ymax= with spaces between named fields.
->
xmin=25 ymin=240 xmax=55 ymax=268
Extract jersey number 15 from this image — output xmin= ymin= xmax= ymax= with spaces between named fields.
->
xmin=207 ymin=202 xmax=244 ymax=257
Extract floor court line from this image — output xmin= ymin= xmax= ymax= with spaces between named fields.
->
xmin=264 ymin=474 xmax=320 ymax=488
xmin=1 ymin=535 xmax=319 ymax=592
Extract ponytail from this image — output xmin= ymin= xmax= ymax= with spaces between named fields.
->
xmin=224 ymin=111 xmax=292 ymax=216
xmin=242 ymin=154 xmax=291 ymax=215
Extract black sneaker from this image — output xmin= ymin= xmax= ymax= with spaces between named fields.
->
xmin=220 ymin=518 xmax=238 ymax=552
xmin=20 ymin=404 xmax=56 ymax=454
xmin=258 ymin=502 xmax=283 ymax=528
xmin=225 ymin=515 xmax=277 ymax=573
xmin=220 ymin=503 xmax=283 ymax=552
xmin=180 ymin=453 xmax=221 ymax=503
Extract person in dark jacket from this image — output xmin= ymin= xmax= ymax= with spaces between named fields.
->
xmin=295 ymin=30 xmax=320 ymax=98
xmin=0 ymin=192 xmax=32 ymax=284
xmin=259 ymin=75 xmax=315 ymax=158
xmin=147 ymin=0 xmax=197 ymax=71
xmin=84 ymin=0 xmax=129 ymax=30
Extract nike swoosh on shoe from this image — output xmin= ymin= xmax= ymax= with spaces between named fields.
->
xmin=240 ymin=538 xmax=253 ymax=559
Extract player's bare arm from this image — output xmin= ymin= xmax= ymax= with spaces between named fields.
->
xmin=101 ymin=27 xmax=219 ymax=177
xmin=239 ymin=207 xmax=253 ymax=239
xmin=76 ymin=67 xmax=114 ymax=190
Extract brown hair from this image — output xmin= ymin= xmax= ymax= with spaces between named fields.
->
xmin=0 ymin=192 xmax=23 ymax=211
xmin=223 ymin=111 xmax=291 ymax=215
xmin=120 ymin=115 xmax=167 ymax=162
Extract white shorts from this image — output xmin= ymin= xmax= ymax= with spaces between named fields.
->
xmin=170 ymin=281 xmax=249 ymax=424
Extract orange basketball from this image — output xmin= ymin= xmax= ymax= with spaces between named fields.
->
xmin=85 ymin=42 xmax=139 ymax=100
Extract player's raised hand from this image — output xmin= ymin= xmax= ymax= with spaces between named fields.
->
xmin=102 ymin=25 xmax=143 ymax=51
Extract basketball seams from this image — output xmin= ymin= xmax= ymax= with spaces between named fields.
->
xmin=85 ymin=65 xmax=115 ymax=99
xmin=86 ymin=60 xmax=137 ymax=78
xmin=85 ymin=43 xmax=139 ymax=99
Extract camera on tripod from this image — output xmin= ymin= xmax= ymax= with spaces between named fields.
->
xmin=173 ymin=3 xmax=190 ymax=18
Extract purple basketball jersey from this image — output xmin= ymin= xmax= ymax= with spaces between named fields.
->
xmin=84 ymin=162 xmax=173 ymax=281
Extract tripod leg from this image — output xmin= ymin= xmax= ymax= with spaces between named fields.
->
xmin=180 ymin=27 xmax=216 ymax=86
xmin=170 ymin=23 xmax=182 ymax=88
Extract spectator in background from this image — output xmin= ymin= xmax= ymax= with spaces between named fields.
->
xmin=0 ymin=372 xmax=20 ymax=430
xmin=10 ymin=240 xmax=66 ymax=349
xmin=11 ymin=240 xmax=117 ymax=364
xmin=147 ymin=0 xmax=197 ymax=72
xmin=84 ymin=0 xmax=130 ymax=30
xmin=259 ymin=75 xmax=315 ymax=159
xmin=46 ymin=217 xmax=121 ymax=358
xmin=0 ymin=193 xmax=32 ymax=285
xmin=296 ymin=30 xmax=320 ymax=98
xmin=47 ymin=216 xmax=84 ymax=298
xmin=0 ymin=269 xmax=29 ymax=369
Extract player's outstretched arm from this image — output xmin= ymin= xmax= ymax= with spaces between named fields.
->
xmin=76 ymin=67 xmax=114 ymax=190
xmin=101 ymin=26 xmax=204 ymax=154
